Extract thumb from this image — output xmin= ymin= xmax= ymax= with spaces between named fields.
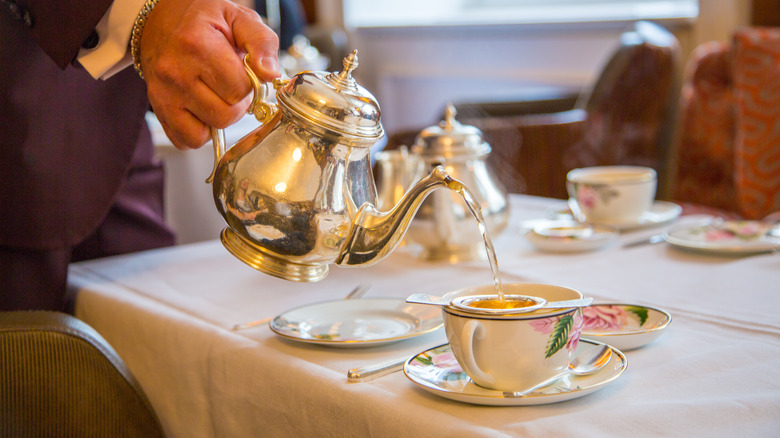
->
xmin=231 ymin=7 xmax=281 ymax=82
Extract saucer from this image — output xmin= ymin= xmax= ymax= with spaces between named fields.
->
xmin=525 ymin=220 xmax=618 ymax=253
xmin=550 ymin=201 xmax=682 ymax=231
xmin=270 ymin=298 xmax=443 ymax=348
xmin=663 ymin=220 xmax=780 ymax=255
xmin=581 ymin=304 xmax=671 ymax=351
xmin=403 ymin=340 xmax=627 ymax=406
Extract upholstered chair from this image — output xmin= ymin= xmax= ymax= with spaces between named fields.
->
xmin=0 ymin=311 xmax=165 ymax=437
xmin=385 ymin=20 xmax=682 ymax=200
xmin=669 ymin=27 xmax=780 ymax=219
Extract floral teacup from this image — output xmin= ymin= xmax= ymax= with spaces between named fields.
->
xmin=441 ymin=283 xmax=584 ymax=391
xmin=566 ymin=166 xmax=656 ymax=225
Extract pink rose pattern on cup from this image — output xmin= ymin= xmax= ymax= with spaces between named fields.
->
xmin=530 ymin=311 xmax=583 ymax=358
xmin=576 ymin=184 xmax=599 ymax=209
xmin=575 ymin=183 xmax=619 ymax=209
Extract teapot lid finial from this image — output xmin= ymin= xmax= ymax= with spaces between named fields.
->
xmin=444 ymin=103 xmax=458 ymax=131
xmin=340 ymin=50 xmax=359 ymax=79
xmin=327 ymin=50 xmax=359 ymax=90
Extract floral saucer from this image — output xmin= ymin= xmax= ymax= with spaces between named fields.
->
xmin=403 ymin=340 xmax=627 ymax=406
xmin=663 ymin=220 xmax=780 ymax=254
xmin=525 ymin=220 xmax=618 ymax=253
xmin=580 ymin=304 xmax=671 ymax=351
xmin=548 ymin=201 xmax=682 ymax=231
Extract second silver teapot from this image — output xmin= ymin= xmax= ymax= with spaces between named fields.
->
xmin=387 ymin=104 xmax=510 ymax=262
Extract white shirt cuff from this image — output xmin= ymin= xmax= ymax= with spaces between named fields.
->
xmin=77 ymin=0 xmax=148 ymax=80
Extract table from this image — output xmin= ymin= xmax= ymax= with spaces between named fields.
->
xmin=67 ymin=195 xmax=780 ymax=437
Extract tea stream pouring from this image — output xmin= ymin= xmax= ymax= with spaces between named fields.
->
xmin=206 ymin=51 xmax=466 ymax=282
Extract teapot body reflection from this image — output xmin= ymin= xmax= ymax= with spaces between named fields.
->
xmin=207 ymin=51 xmax=461 ymax=282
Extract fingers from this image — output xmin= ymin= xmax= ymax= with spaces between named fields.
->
xmin=139 ymin=0 xmax=280 ymax=149
xmin=230 ymin=8 xmax=281 ymax=82
xmin=149 ymin=80 xmax=252 ymax=150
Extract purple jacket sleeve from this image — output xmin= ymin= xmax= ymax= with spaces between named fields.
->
xmin=19 ymin=0 xmax=114 ymax=68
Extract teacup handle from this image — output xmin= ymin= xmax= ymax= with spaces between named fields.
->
xmin=205 ymin=55 xmax=279 ymax=183
xmin=461 ymin=320 xmax=495 ymax=387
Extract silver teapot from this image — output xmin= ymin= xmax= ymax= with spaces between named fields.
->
xmin=206 ymin=51 xmax=462 ymax=282
xmin=403 ymin=104 xmax=510 ymax=262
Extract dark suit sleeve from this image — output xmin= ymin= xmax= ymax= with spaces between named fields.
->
xmin=20 ymin=0 xmax=114 ymax=68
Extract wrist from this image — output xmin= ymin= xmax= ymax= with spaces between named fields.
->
xmin=130 ymin=0 xmax=160 ymax=80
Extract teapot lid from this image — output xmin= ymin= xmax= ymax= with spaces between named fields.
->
xmin=276 ymin=50 xmax=384 ymax=145
xmin=411 ymin=103 xmax=491 ymax=159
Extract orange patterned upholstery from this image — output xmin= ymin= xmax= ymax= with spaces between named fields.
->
xmin=672 ymin=27 xmax=780 ymax=219
xmin=671 ymin=42 xmax=737 ymax=214
xmin=732 ymin=28 xmax=780 ymax=219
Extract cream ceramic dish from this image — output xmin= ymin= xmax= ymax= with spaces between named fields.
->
xmin=580 ymin=304 xmax=671 ymax=350
xmin=525 ymin=220 xmax=618 ymax=253
xmin=269 ymin=298 xmax=442 ymax=347
xmin=403 ymin=339 xmax=627 ymax=406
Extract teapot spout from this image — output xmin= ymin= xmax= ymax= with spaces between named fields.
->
xmin=335 ymin=165 xmax=456 ymax=266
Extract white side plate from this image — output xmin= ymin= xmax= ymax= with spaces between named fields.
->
xmin=270 ymin=298 xmax=443 ymax=347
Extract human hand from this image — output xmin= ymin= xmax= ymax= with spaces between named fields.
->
xmin=140 ymin=0 xmax=280 ymax=149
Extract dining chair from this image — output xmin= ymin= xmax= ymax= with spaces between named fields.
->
xmin=0 ymin=310 xmax=165 ymax=437
xmin=384 ymin=20 xmax=682 ymax=200
xmin=669 ymin=26 xmax=780 ymax=220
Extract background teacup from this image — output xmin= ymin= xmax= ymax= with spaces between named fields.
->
xmin=441 ymin=283 xmax=584 ymax=391
xmin=566 ymin=166 xmax=657 ymax=225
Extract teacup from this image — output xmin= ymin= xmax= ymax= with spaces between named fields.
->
xmin=566 ymin=166 xmax=656 ymax=225
xmin=441 ymin=283 xmax=584 ymax=391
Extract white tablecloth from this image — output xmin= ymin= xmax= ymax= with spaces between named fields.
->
xmin=68 ymin=195 xmax=780 ymax=437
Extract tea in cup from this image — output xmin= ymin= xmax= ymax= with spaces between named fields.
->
xmin=441 ymin=283 xmax=584 ymax=391
xmin=566 ymin=166 xmax=656 ymax=225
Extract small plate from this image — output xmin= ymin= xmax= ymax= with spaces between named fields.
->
xmin=270 ymin=298 xmax=443 ymax=348
xmin=549 ymin=201 xmax=682 ymax=231
xmin=663 ymin=220 xmax=780 ymax=255
xmin=403 ymin=339 xmax=626 ymax=406
xmin=525 ymin=220 xmax=618 ymax=253
xmin=581 ymin=304 xmax=671 ymax=351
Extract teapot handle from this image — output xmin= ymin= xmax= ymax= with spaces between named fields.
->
xmin=205 ymin=55 xmax=279 ymax=183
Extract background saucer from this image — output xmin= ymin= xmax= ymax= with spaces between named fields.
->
xmin=525 ymin=220 xmax=618 ymax=253
xmin=663 ymin=220 xmax=780 ymax=254
xmin=549 ymin=201 xmax=681 ymax=231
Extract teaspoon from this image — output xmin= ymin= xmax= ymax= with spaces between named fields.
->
xmin=503 ymin=343 xmax=612 ymax=397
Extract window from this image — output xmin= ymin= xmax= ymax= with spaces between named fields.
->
xmin=343 ymin=0 xmax=698 ymax=28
